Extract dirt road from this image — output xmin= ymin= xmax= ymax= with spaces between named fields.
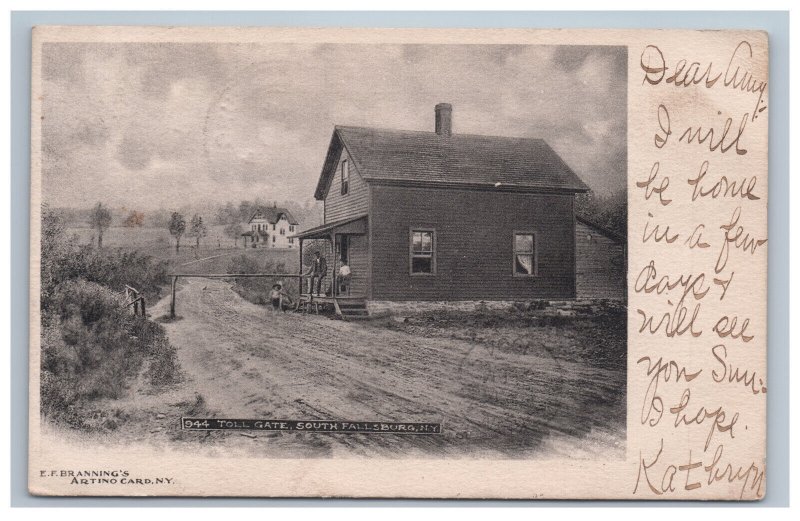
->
xmin=129 ymin=278 xmax=625 ymax=459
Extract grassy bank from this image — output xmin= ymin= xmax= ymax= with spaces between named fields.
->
xmin=40 ymin=207 xmax=182 ymax=431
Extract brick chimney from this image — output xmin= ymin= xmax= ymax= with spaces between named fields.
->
xmin=435 ymin=103 xmax=452 ymax=136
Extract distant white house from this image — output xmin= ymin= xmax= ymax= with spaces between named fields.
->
xmin=241 ymin=205 xmax=299 ymax=249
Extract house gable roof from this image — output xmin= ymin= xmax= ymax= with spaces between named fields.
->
xmin=248 ymin=207 xmax=299 ymax=226
xmin=314 ymin=125 xmax=589 ymax=199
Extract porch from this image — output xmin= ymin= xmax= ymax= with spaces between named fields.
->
xmin=292 ymin=215 xmax=369 ymax=319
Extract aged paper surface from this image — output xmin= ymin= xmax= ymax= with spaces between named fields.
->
xmin=29 ymin=27 xmax=768 ymax=499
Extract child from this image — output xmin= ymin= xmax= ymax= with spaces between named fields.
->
xmin=269 ymin=283 xmax=284 ymax=313
xmin=338 ymin=262 xmax=351 ymax=295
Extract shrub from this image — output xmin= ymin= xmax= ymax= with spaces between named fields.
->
xmin=41 ymin=207 xmax=169 ymax=311
xmin=144 ymin=335 xmax=182 ymax=386
xmin=41 ymin=279 xmax=182 ymax=426
xmin=39 ymin=207 xmax=181 ymax=429
xmin=226 ymin=255 xmax=299 ymax=307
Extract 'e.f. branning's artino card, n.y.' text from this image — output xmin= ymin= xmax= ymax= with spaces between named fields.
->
xmin=29 ymin=26 xmax=768 ymax=499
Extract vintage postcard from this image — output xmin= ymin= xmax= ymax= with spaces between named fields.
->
xmin=28 ymin=26 xmax=768 ymax=499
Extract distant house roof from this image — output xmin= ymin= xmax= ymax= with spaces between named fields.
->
xmin=248 ymin=206 xmax=299 ymax=226
xmin=315 ymin=125 xmax=589 ymax=199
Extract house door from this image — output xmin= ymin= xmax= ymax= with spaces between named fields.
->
xmin=337 ymin=235 xmax=350 ymax=265
xmin=335 ymin=235 xmax=351 ymax=296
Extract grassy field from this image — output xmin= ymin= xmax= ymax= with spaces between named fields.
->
xmin=66 ymin=226 xmax=301 ymax=276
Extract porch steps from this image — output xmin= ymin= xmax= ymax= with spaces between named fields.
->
xmin=334 ymin=299 xmax=370 ymax=321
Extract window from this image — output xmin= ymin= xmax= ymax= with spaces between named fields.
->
xmin=289 ymin=225 xmax=294 ymax=232
xmin=289 ymin=237 xmax=294 ymax=244
xmin=410 ymin=229 xmax=435 ymax=275
xmin=272 ymin=224 xmax=276 ymax=231
xmin=280 ymin=228 xmax=285 ymax=235
xmin=341 ymin=160 xmax=350 ymax=195
xmin=272 ymin=235 xmax=276 ymax=243
xmin=513 ymin=232 xmax=537 ymax=276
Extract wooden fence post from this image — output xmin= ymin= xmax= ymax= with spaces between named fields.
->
xmin=170 ymin=276 xmax=177 ymax=318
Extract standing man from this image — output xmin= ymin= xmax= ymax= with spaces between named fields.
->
xmin=311 ymin=251 xmax=328 ymax=296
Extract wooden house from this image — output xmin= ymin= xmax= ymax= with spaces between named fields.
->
xmin=575 ymin=216 xmax=626 ymax=299
xmin=241 ymin=205 xmax=299 ymax=249
xmin=294 ymin=103 xmax=624 ymax=312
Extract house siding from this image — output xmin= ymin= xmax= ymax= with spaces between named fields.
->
xmin=575 ymin=221 xmax=626 ymax=299
xmin=345 ymin=234 xmax=369 ymax=296
xmin=324 ymin=148 xmax=369 ymax=223
xmin=369 ymin=185 xmax=576 ymax=301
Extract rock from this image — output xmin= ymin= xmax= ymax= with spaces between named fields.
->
xmin=392 ymin=316 xmax=409 ymax=324
xmin=156 ymin=413 xmax=166 ymax=420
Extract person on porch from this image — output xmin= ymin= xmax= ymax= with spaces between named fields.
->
xmin=310 ymin=251 xmax=327 ymax=296
xmin=338 ymin=262 xmax=351 ymax=296
xmin=301 ymin=261 xmax=314 ymax=294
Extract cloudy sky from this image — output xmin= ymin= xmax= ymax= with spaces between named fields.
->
xmin=41 ymin=42 xmax=627 ymax=210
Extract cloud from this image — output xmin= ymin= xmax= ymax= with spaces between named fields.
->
xmin=40 ymin=42 xmax=627 ymax=210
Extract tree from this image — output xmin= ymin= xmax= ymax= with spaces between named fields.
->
xmin=238 ymin=200 xmax=256 ymax=223
xmin=123 ymin=210 xmax=145 ymax=227
xmin=223 ymin=222 xmax=243 ymax=247
xmin=188 ymin=214 xmax=208 ymax=256
xmin=168 ymin=212 xmax=186 ymax=253
xmin=575 ymin=190 xmax=627 ymax=239
xmin=88 ymin=202 xmax=112 ymax=249
xmin=215 ymin=201 xmax=238 ymax=225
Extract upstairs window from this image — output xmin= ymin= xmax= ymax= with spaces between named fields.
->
xmin=513 ymin=232 xmax=537 ymax=276
xmin=272 ymin=224 xmax=276 ymax=231
xmin=410 ymin=229 xmax=435 ymax=275
xmin=280 ymin=228 xmax=285 ymax=235
xmin=289 ymin=225 xmax=295 ymax=232
xmin=341 ymin=159 xmax=350 ymax=195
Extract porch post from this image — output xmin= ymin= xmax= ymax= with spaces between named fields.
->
xmin=330 ymin=232 xmax=337 ymax=297
xmin=298 ymin=238 xmax=304 ymax=296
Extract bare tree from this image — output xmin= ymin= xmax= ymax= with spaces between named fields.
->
xmin=88 ymin=202 xmax=112 ymax=249
xmin=168 ymin=212 xmax=186 ymax=253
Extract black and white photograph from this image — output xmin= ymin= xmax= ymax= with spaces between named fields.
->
xmin=36 ymin=39 xmax=628 ymax=463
